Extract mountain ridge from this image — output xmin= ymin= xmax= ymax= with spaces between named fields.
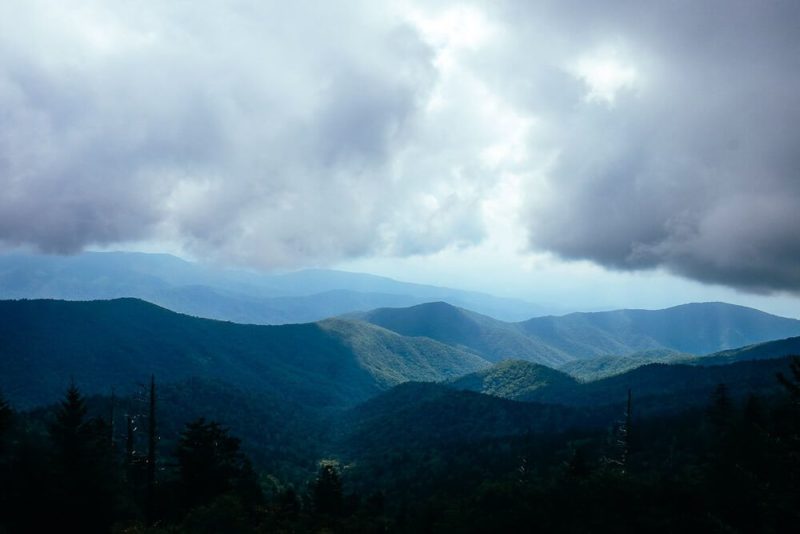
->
xmin=0 ymin=297 xmax=489 ymax=409
xmin=0 ymin=251 xmax=551 ymax=323
xmin=354 ymin=300 xmax=800 ymax=365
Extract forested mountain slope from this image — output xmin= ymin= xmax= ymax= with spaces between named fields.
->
xmin=0 ymin=298 xmax=489 ymax=409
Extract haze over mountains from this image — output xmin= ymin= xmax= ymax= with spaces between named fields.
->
xmin=2 ymin=253 xmax=799 ymax=492
xmin=2 ymin=295 xmax=799 ymax=412
xmin=2 ymin=290 xmax=799 ymax=531
xmin=0 ymin=251 xmax=551 ymax=324
xmin=355 ymin=300 xmax=800 ymax=366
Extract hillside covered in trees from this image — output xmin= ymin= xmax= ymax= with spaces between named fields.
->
xmin=1 ymin=298 xmax=800 ymax=532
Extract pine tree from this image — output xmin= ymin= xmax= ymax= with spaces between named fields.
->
xmin=777 ymin=356 xmax=800 ymax=403
xmin=48 ymin=382 xmax=116 ymax=532
xmin=175 ymin=417 xmax=262 ymax=512
xmin=50 ymin=381 xmax=89 ymax=465
xmin=108 ymin=387 xmax=116 ymax=450
xmin=312 ymin=463 xmax=344 ymax=517
xmin=146 ymin=375 xmax=157 ymax=525
xmin=0 ymin=391 xmax=11 ymax=444
xmin=708 ymin=383 xmax=734 ymax=434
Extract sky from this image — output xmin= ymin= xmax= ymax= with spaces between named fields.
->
xmin=1 ymin=0 xmax=799 ymax=316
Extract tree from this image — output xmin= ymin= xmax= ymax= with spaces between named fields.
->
xmin=311 ymin=463 xmax=344 ymax=517
xmin=707 ymin=383 xmax=734 ymax=434
xmin=48 ymin=382 xmax=116 ymax=532
xmin=49 ymin=382 xmax=89 ymax=465
xmin=146 ymin=375 xmax=157 ymax=524
xmin=175 ymin=418 xmax=260 ymax=509
xmin=0 ymin=391 xmax=12 ymax=451
xmin=777 ymin=356 xmax=800 ymax=403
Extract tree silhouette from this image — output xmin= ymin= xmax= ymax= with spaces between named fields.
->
xmin=146 ymin=375 xmax=157 ymax=524
xmin=0 ymin=391 xmax=11 ymax=449
xmin=176 ymin=418 xmax=260 ymax=510
xmin=50 ymin=382 xmax=89 ymax=465
xmin=48 ymin=382 xmax=115 ymax=532
xmin=777 ymin=356 xmax=800 ymax=403
xmin=312 ymin=463 xmax=344 ymax=517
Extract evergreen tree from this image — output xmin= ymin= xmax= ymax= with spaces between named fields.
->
xmin=146 ymin=375 xmax=157 ymax=524
xmin=312 ymin=463 xmax=344 ymax=517
xmin=777 ymin=356 xmax=800 ymax=403
xmin=707 ymin=383 xmax=734 ymax=434
xmin=48 ymin=382 xmax=116 ymax=532
xmin=50 ymin=382 xmax=89 ymax=465
xmin=176 ymin=418 xmax=260 ymax=510
xmin=0 ymin=391 xmax=12 ymax=450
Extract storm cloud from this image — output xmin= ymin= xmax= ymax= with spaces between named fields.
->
xmin=496 ymin=0 xmax=800 ymax=292
xmin=0 ymin=0 xmax=494 ymax=268
xmin=1 ymin=0 xmax=799 ymax=292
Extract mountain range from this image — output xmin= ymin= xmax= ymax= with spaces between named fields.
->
xmin=354 ymin=300 xmax=800 ymax=366
xmin=0 ymin=298 xmax=488 ymax=409
xmin=2 ymin=295 xmax=799 ymax=495
xmin=3 ymin=297 xmax=799 ymax=411
xmin=0 ymin=251 xmax=551 ymax=323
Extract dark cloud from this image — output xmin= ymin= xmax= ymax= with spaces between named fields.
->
xmin=0 ymin=0 xmax=493 ymax=268
xmin=1 ymin=0 xmax=799 ymax=293
xmin=493 ymin=0 xmax=800 ymax=292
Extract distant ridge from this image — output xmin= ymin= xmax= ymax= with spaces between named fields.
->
xmin=559 ymin=336 xmax=800 ymax=381
xmin=448 ymin=360 xmax=577 ymax=401
xmin=355 ymin=301 xmax=800 ymax=365
xmin=0 ymin=251 xmax=550 ymax=323
xmin=450 ymin=355 xmax=795 ymax=417
xmin=353 ymin=301 xmax=566 ymax=366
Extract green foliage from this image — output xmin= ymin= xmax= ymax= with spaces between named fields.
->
xmin=0 ymin=391 xmax=12 ymax=443
xmin=311 ymin=463 xmax=344 ymax=517
xmin=46 ymin=383 xmax=119 ymax=532
xmin=450 ymin=359 xmax=577 ymax=399
xmin=358 ymin=301 xmax=565 ymax=365
xmin=454 ymin=356 xmax=793 ymax=422
xmin=176 ymin=418 xmax=262 ymax=510
xmin=0 ymin=298 xmax=487 ymax=410
xmin=3 ymin=298 xmax=800 ymax=532
xmin=777 ymin=355 xmax=800 ymax=401
xmin=360 ymin=301 xmax=800 ymax=366
xmin=558 ymin=349 xmax=689 ymax=381
xmin=2 ymin=362 xmax=800 ymax=532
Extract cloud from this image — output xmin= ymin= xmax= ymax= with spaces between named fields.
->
xmin=488 ymin=0 xmax=800 ymax=293
xmin=0 ymin=0 xmax=504 ymax=268
xmin=1 ymin=0 xmax=799 ymax=293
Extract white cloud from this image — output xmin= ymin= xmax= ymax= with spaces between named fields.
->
xmin=2 ymin=0 xmax=800 ymax=299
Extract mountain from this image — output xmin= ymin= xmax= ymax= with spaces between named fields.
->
xmin=0 ymin=251 xmax=550 ymax=323
xmin=0 ymin=298 xmax=489 ymax=409
xmin=448 ymin=360 xmax=578 ymax=400
xmin=337 ymin=382 xmax=592 ymax=456
xmin=557 ymin=349 xmax=691 ymax=381
xmin=356 ymin=301 xmax=800 ymax=366
xmin=451 ymin=356 xmax=795 ymax=419
xmin=559 ymin=337 xmax=800 ymax=381
xmin=353 ymin=301 xmax=566 ymax=365
xmin=518 ymin=302 xmax=800 ymax=358
xmin=690 ymin=335 xmax=800 ymax=366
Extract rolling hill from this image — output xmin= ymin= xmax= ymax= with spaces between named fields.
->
xmin=0 ymin=298 xmax=489 ymax=409
xmin=450 ymin=355 xmax=796 ymax=418
xmin=518 ymin=302 xmax=800 ymax=357
xmin=557 ymin=350 xmax=691 ymax=381
xmin=355 ymin=301 xmax=800 ymax=366
xmin=353 ymin=301 xmax=566 ymax=365
xmin=558 ymin=337 xmax=800 ymax=381
xmin=337 ymin=382 xmax=594 ymax=456
xmin=448 ymin=360 xmax=578 ymax=400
